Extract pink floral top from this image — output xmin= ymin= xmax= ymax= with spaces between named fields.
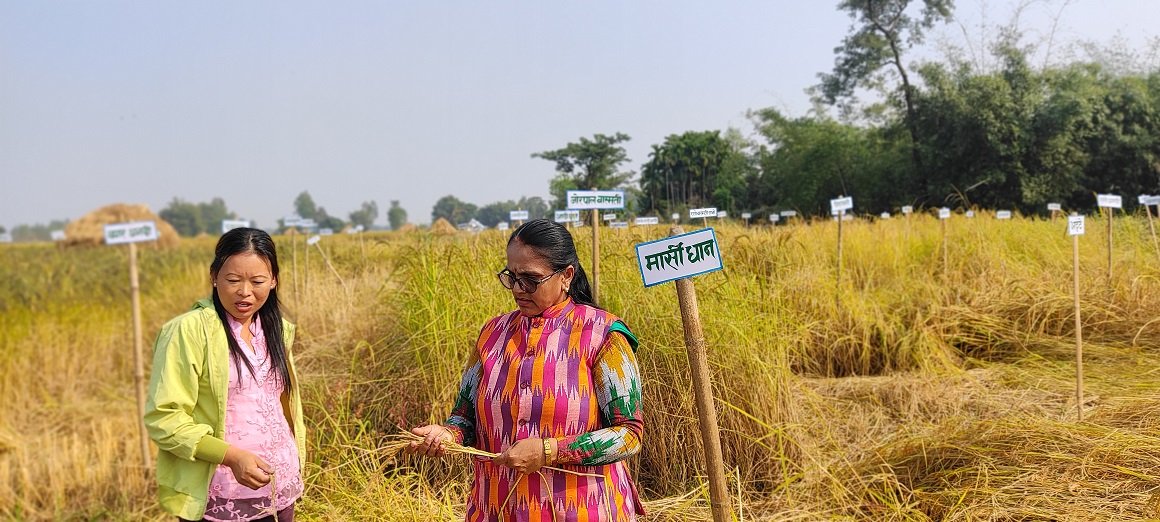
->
xmin=204 ymin=316 xmax=303 ymax=521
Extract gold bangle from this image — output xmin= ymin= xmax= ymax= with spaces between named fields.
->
xmin=542 ymin=438 xmax=552 ymax=465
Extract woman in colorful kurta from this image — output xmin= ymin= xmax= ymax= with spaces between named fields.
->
xmin=412 ymin=218 xmax=645 ymax=521
xmin=145 ymin=228 xmax=305 ymax=522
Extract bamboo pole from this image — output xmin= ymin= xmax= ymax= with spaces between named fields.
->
xmin=129 ymin=242 xmax=152 ymax=469
xmin=670 ymin=226 xmax=734 ymax=522
xmin=1073 ymin=224 xmax=1084 ymax=421
xmin=836 ymin=211 xmax=844 ymax=308
xmin=591 ymin=210 xmax=600 ymax=305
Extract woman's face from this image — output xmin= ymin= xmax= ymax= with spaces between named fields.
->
xmin=213 ymin=252 xmax=276 ymax=323
xmin=504 ymin=240 xmax=574 ymax=317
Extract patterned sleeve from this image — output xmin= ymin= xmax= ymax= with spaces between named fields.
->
xmin=444 ymin=349 xmax=482 ymax=448
xmin=554 ymin=331 xmax=643 ymax=466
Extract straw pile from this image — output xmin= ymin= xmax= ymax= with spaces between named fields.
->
xmin=62 ymin=203 xmax=180 ymax=248
xmin=429 ymin=218 xmax=457 ymax=236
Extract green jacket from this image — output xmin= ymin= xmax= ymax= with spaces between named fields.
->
xmin=143 ymin=298 xmax=306 ymax=520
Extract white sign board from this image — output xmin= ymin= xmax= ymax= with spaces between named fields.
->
xmin=996 ymin=210 xmax=1012 ymax=220
xmin=509 ymin=210 xmax=529 ymax=221
xmin=671 ymin=213 xmax=680 ymax=221
xmin=634 ymin=217 xmax=660 ymax=226
xmin=104 ymin=221 xmax=159 ymax=245
xmin=717 ymin=211 xmax=729 ymax=218
xmin=609 ymin=221 xmax=629 ymax=229
xmin=1146 ymin=196 xmax=1160 ymax=206
xmin=50 ymin=230 xmax=66 ymax=241
xmin=880 ymin=212 xmax=891 ymax=219
xmin=769 ymin=214 xmax=780 ymax=223
xmin=567 ymin=190 xmax=625 ymax=210
xmin=689 ymin=207 xmax=717 ymax=219
xmin=221 ymin=219 xmax=251 ymax=233
xmin=553 ymin=210 xmax=581 ymax=223
xmin=0 ymin=233 xmax=11 ymax=243
xmin=297 ymin=218 xmax=317 ymax=229
xmin=603 ymin=213 xmax=617 ymax=222
xmin=741 ymin=212 xmax=752 ymax=220
xmin=497 ymin=222 xmax=510 ymax=231
xmin=779 ymin=210 xmax=797 ymax=217
xmin=1097 ymin=194 xmax=1123 ymax=209
xmin=635 ymin=228 xmax=723 ymax=287
xmin=966 ymin=210 xmax=975 ymax=218
xmin=938 ymin=208 xmax=951 ymax=219
xmin=1068 ymin=215 xmax=1085 ymax=236
xmin=901 ymin=205 xmax=913 ymax=215
xmin=1047 ymin=203 xmax=1062 ymax=211
xmin=319 ymin=228 xmax=334 ymax=236
xmin=830 ymin=197 xmax=854 ymax=214
xmin=306 ymin=235 xmax=321 ymax=246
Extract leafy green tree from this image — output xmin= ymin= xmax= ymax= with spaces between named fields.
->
xmin=818 ymin=0 xmax=954 ymax=195
xmin=639 ymin=130 xmax=755 ymax=216
xmin=198 ymin=198 xmax=237 ymax=233
xmin=294 ymin=191 xmax=318 ymax=220
xmin=532 ymin=133 xmax=635 ymax=208
xmin=160 ymin=198 xmax=203 ymax=236
xmin=387 ymin=200 xmax=407 ymax=230
xmin=475 ymin=201 xmax=516 ymax=227
xmin=348 ymin=200 xmax=379 ymax=229
xmin=10 ymin=220 xmax=68 ymax=242
xmin=431 ymin=195 xmax=477 ymax=224
xmin=315 ymin=207 xmax=345 ymax=231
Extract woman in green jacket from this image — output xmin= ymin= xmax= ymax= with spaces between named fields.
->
xmin=144 ymin=228 xmax=305 ymax=521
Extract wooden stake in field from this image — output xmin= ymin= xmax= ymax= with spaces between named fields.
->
xmin=103 ymin=220 xmax=160 ymax=469
xmin=306 ymin=234 xmax=319 ymax=301
xmin=291 ymin=231 xmax=299 ymax=305
xmin=564 ymin=189 xmax=626 ymax=306
xmin=830 ymin=196 xmax=853 ymax=307
xmin=1096 ymin=194 xmax=1122 ymax=280
xmin=938 ymin=207 xmax=951 ymax=275
xmin=1048 ymin=202 xmax=1061 ymax=222
xmin=1139 ymin=195 xmax=1160 ymax=264
xmin=1068 ymin=213 xmax=1085 ymax=421
xmin=635 ymin=226 xmax=732 ymax=522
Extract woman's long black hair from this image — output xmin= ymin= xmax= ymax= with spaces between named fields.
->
xmin=508 ymin=219 xmax=599 ymax=309
xmin=210 ymin=227 xmax=292 ymax=392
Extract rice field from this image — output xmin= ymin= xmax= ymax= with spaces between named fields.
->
xmin=4 ymin=212 xmax=1160 ymax=521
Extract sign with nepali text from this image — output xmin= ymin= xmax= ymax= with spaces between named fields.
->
xmin=603 ymin=213 xmax=617 ymax=222
xmin=307 ymin=235 xmax=321 ymax=246
xmin=996 ymin=210 xmax=1012 ymax=220
xmin=1069 ymin=215 xmax=1085 ymax=236
xmin=222 ymin=219 xmax=250 ymax=233
xmin=634 ymin=217 xmax=660 ymax=226
xmin=635 ymin=228 xmax=724 ymax=287
xmin=567 ymin=190 xmax=625 ymax=210
xmin=1048 ymin=203 xmax=1062 ymax=211
xmin=1097 ymin=194 xmax=1122 ymax=209
xmin=689 ymin=207 xmax=717 ymax=219
xmin=104 ymin=221 xmax=158 ymax=245
xmin=830 ymin=196 xmax=853 ymax=214
xmin=902 ymin=206 xmax=913 ymax=215
xmin=50 ymin=230 xmax=66 ymax=241
xmin=510 ymin=210 xmax=529 ymax=221
xmin=554 ymin=210 xmax=580 ymax=223
xmin=769 ymin=214 xmax=780 ymax=222
xmin=939 ymin=208 xmax=951 ymax=219
xmin=497 ymin=222 xmax=510 ymax=231
xmin=780 ymin=210 xmax=797 ymax=217
xmin=717 ymin=211 xmax=729 ymax=218
xmin=741 ymin=212 xmax=752 ymax=220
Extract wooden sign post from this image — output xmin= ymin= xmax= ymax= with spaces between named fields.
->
xmin=830 ymin=196 xmax=854 ymax=306
xmin=510 ymin=210 xmax=529 ymax=229
xmin=742 ymin=212 xmax=752 ymax=228
xmin=635 ymin=227 xmax=731 ymax=522
xmin=1097 ymin=194 xmax=1122 ymax=280
xmin=690 ymin=207 xmax=717 ymax=232
xmin=104 ymin=221 xmax=160 ymax=469
xmin=567 ymin=190 xmax=626 ymax=305
xmin=938 ymin=207 xmax=951 ymax=275
xmin=1139 ymin=195 xmax=1160 ymax=263
xmin=1068 ymin=213 xmax=1085 ymax=421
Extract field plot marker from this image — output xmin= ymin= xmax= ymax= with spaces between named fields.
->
xmin=1139 ymin=195 xmax=1160 ymax=264
xmin=635 ymin=226 xmax=732 ymax=522
xmin=1097 ymin=194 xmax=1121 ymax=279
xmin=567 ymin=190 xmax=625 ymax=304
xmin=103 ymin=221 xmax=159 ymax=469
xmin=1068 ymin=213 xmax=1085 ymax=421
xmin=830 ymin=196 xmax=854 ymax=307
xmin=938 ymin=207 xmax=951 ymax=274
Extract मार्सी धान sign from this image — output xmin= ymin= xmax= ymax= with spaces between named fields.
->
xmin=635 ymin=228 xmax=724 ymax=287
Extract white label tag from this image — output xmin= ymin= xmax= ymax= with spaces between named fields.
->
xmin=996 ymin=210 xmax=1012 ymax=220
xmin=509 ymin=210 xmax=529 ymax=221
xmin=1047 ymin=203 xmax=1061 ymax=211
xmin=689 ymin=207 xmax=718 ymax=219
xmin=1068 ymin=215 xmax=1085 ymax=236
xmin=830 ymin=196 xmax=853 ymax=213
xmin=104 ymin=221 xmax=159 ymax=245
xmin=635 ymin=228 xmax=723 ymax=287
xmin=938 ymin=208 xmax=951 ymax=219
xmin=1097 ymin=194 xmax=1122 ymax=209
xmin=901 ymin=205 xmax=913 ymax=215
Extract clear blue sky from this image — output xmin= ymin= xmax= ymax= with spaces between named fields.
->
xmin=2 ymin=1 xmax=1156 ymax=228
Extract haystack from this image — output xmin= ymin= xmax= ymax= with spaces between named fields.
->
xmin=429 ymin=218 xmax=457 ymax=236
xmin=63 ymin=203 xmax=181 ymax=248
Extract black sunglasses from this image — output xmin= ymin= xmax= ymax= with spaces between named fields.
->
xmin=497 ymin=267 xmax=565 ymax=293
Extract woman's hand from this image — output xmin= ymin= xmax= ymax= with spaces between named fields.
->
xmin=493 ymin=438 xmax=545 ymax=475
xmin=223 ymin=446 xmax=273 ymax=490
xmin=409 ymin=424 xmax=453 ymax=458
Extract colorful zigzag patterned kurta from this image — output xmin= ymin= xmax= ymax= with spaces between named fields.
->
xmin=445 ymin=298 xmax=645 ymax=522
